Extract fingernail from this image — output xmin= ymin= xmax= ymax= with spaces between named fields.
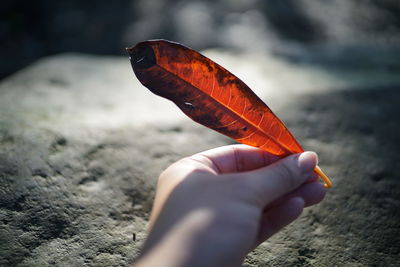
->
xmin=298 ymin=151 xmax=318 ymax=174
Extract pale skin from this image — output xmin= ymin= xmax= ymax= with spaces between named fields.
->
xmin=134 ymin=145 xmax=326 ymax=267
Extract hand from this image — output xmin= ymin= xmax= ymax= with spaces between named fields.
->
xmin=134 ymin=145 xmax=326 ymax=267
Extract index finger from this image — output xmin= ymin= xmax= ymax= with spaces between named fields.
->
xmin=191 ymin=144 xmax=281 ymax=174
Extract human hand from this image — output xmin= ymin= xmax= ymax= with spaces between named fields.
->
xmin=134 ymin=145 xmax=326 ymax=267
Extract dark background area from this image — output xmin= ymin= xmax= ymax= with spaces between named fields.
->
xmin=1 ymin=0 xmax=400 ymax=80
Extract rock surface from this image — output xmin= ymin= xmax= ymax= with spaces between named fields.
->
xmin=0 ymin=52 xmax=399 ymax=266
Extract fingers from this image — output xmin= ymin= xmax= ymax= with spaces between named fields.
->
xmin=266 ymin=181 xmax=326 ymax=210
xmin=288 ymin=182 xmax=326 ymax=207
xmin=257 ymin=197 xmax=305 ymax=244
xmin=239 ymin=152 xmax=318 ymax=207
xmin=257 ymin=182 xmax=326 ymax=244
xmin=190 ymin=144 xmax=281 ymax=174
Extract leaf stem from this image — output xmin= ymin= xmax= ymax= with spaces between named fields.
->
xmin=314 ymin=166 xmax=332 ymax=188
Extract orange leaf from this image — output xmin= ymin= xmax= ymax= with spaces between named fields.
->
xmin=127 ymin=40 xmax=331 ymax=188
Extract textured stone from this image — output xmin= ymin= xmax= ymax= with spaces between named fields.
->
xmin=0 ymin=52 xmax=399 ymax=266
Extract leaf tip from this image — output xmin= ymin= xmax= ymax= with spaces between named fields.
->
xmin=127 ymin=42 xmax=157 ymax=69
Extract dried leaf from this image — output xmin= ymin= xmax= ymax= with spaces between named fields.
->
xmin=127 ymin=40 xmax=331 ymax=188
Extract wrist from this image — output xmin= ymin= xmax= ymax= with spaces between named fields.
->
xmin=134 ymin=209 xmax=243 ymax=267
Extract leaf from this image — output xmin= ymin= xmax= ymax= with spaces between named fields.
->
xmin=127 ymin=39 xmax=331 ymax=188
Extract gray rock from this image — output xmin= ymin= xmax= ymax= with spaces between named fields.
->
xmin=0 ymin=52 xmax=399 ymax=266
xmin=0 ymin=53 xmax=227 ymax=267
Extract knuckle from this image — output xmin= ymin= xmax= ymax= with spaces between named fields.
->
xmin=158 ymin=160 xmax=186 ymax=183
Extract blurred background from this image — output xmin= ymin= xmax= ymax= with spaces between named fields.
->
xmin=1 ymin=0 xmax=400 ymax=80
xmin=1 ymin=2 xmax=400 ymax=266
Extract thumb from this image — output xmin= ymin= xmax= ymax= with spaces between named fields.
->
xmin=240 ymin=152 xmax=318 ymax=207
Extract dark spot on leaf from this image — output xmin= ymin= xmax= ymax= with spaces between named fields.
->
xmin=127 ymin=43 xmax=156 ymax=69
